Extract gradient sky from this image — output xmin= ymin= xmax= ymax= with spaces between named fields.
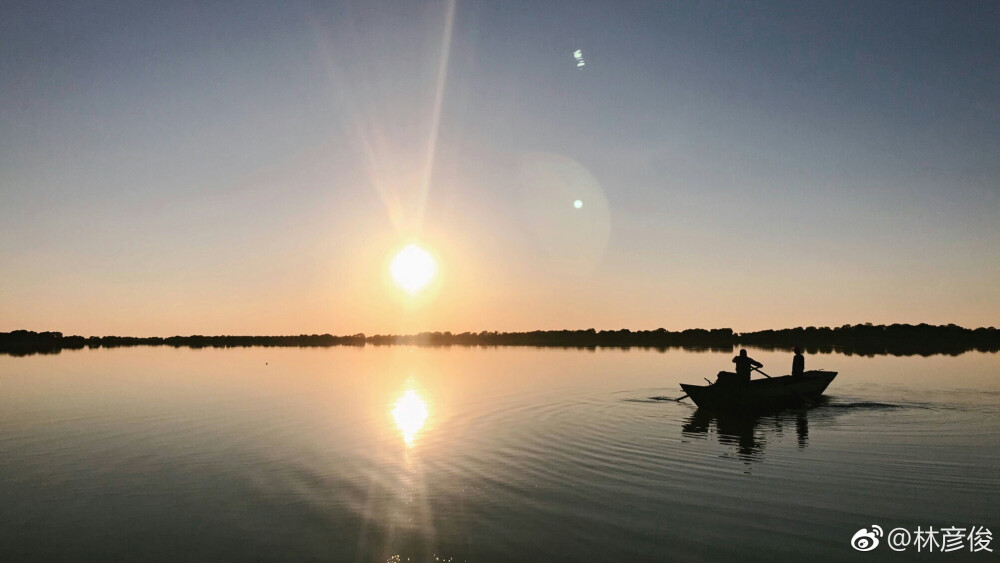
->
xmin=2 ymin=0 xmax=998 ymax=336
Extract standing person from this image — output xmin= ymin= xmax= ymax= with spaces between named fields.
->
xmin=732 ymin=349 xmax=763 ymax=383
xmin=792 ymin=346 xmax=805 ymax=377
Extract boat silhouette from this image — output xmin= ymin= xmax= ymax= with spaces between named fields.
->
xmin=680 ymin=369 xmax=837 ymax=410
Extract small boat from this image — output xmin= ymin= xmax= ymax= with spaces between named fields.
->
xmin=680 ymin=370 xmax=837 ymax=410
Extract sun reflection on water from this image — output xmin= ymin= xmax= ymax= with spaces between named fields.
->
xmin=392 ymin=389 xmax=428 ymax=446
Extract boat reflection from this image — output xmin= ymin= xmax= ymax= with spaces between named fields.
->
xmin=681 ymin=400 xmax=824 ymax=463
xmin=392 ymin=388 xmax=428 ymax=446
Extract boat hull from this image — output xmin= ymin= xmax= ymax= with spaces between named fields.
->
xmin=680 ymin=370 xmax=837 ymax=411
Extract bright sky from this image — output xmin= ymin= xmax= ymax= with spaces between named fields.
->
xmin=1 ymin=1 xmax=997 ymax=336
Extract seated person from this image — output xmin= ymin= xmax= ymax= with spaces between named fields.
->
xmin=732 ymin=349 xmax=763 ymax=383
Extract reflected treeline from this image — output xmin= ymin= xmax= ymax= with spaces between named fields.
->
xmin=738 ymin=323 xmax=1000 ymax=357
xmin=2 ymin=323 xmax=997 ymax=357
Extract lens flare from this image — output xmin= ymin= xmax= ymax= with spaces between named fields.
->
xmin=390 ymin=244 xmax=437 ymax=294
xmin=517 ymin=153 xmax=611 ymax=274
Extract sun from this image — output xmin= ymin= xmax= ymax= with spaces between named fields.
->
xmin=390 ymin=244 xmax=437 ymax=294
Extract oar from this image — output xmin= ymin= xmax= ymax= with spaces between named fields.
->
xmin=673 ymin=377 xmax=713 ymax=401
xmin=752 ymin=366 xmax=773 ymax=379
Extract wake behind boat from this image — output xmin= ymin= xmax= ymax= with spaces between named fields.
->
xmin=680 ymin=370 xmax=838 ymax=410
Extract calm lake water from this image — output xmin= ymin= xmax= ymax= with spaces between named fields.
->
xmin=0 ymin=346 xmax=996 ymax=561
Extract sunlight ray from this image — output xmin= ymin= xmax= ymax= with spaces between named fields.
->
xmin=415 ymin=0 xmax=457 ymax=230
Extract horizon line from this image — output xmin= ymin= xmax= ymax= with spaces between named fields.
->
xmin=3 ymin=321 xmax=999 ymax=340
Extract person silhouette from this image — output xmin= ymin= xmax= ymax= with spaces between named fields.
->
xmin=791 ymin=346 xmax=805 ymax=377
xmin=732 ymin=349 xmax=763 ymax=383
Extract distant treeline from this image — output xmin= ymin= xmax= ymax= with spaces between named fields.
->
xmin=738 ymin=323 xmax=999 ymax=356
xmin=366 ymin=328 xmax=736 ymax=349
xmin=360 ymin=324 xmax=1000 ymax=356
xmin=1 ymin=324 xmax=997 ymax=357
xmin=0 ymin=331 xmax=365 ymax=357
